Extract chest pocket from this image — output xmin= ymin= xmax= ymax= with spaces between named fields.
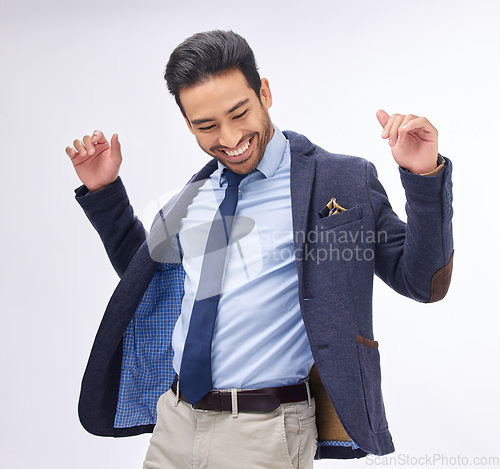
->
xmin=317 ymin=206 xmax=362 ymax=231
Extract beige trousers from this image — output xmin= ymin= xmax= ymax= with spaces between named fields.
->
xmin=142 ymin=389 xmax=318 ymax=469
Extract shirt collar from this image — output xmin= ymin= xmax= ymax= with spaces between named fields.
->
xmin=218 ymin=124 xmax=287 ymax=186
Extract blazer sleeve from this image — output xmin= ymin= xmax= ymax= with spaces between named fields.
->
xmin=75 ymin=176 xmax=147 ymax=278
xmin=367 ymin=158 xmax=454 ymax=302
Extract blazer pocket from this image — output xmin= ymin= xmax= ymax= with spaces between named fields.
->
xmin=317 ymin=205 xmax=362 ymax=231
xmin=356 ymin=334 xmax=389 ymax=434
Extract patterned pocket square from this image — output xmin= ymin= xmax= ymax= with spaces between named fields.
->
xmin=318 ymin=198 xmax=347 ymax=218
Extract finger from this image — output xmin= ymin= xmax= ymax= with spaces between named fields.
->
xmin=82 ymin=135 xmax=95 ymax=155
xmin=73 ymin=139 xmax=87 ymax=156
xmin=110 ymin=133 xmax=123 ymax=164
xmin=65 ymin=146 xmax=77 ymax=159
xmin=403 ymin=117 xmax=438 ymax=144
xmin=376 ymin=109 xmax=390 ymax=128
xmin=83 ymin=135 xmax=96 ymax=155
xmin=403 ymin=116 xmax=437 ymax=136
xmin=65 ymin=145 xmax=89 ymax=167
xmin=388 ymin=115 xmax=405 ymax=146
xmin=381 ymin=113 xmax=398 ymax=140
xmin=92 ymin=129 xmax=106 ymax=144
xmin=397 ymin=114 xmax=418 ymax=143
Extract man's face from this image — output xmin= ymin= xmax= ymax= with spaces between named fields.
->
xmin=179 ymin=68 xmax=274 ymax=175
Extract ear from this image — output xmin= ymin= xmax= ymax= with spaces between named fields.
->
xmin=260 ymin=78 xmax=273 ymax=110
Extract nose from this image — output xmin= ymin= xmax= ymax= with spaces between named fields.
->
xmin=218 ymin=123 xmax=242 ymax=149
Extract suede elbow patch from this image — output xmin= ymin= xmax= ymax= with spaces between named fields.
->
xmin=429 ymin=250 xmax=454 ymax=303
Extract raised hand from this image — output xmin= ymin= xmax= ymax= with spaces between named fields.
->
xmin=65 ymin=130 xmax=122 ymax=192
xmin=376 ymin=110 xmax=438 ymax=174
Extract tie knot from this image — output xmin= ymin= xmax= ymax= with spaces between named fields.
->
xmin=224 ymin=169 xmax=247 ymax=187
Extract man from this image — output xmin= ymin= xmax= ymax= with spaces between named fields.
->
xmin=66 ymin=30 xmax=453 ymax=468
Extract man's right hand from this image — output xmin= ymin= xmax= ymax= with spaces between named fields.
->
xmin=65 ymin=130 xmax=122 ymax=193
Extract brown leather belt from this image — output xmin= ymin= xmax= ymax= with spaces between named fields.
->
xmin=171 ymin=375 xmax=309 ymax=412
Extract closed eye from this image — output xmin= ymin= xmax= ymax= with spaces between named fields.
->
xmin=233 ymin=109 xmax=248 ymax=119
xmin=198 ymin=124 xmax=215 ymax=131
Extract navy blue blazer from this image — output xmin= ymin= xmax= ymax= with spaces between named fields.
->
xmin=75 ymin=130 xmax=453 ymax=460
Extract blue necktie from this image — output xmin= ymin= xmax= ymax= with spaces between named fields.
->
xmin=179 ymin=169 xmax=247 ymax=404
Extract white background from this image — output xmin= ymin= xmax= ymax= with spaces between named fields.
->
xmin=1 ymin=0 xmax=499 ymax=468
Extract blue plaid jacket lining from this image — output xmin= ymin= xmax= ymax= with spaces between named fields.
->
xmin=114 ymin=262 xmax=184 ymax=428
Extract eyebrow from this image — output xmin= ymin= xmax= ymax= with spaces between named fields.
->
xmin=190 ymin=99 xmax=250 ymax=126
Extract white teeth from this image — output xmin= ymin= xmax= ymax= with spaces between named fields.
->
xmin=224 ymin=139 xmax=250 ymax=156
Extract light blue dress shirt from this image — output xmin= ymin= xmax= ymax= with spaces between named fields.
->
xmin=172 ymin=126 xmax=314 ymax=390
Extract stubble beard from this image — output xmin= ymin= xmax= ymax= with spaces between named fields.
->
xmin=200 ymin=112 xmax=274 ymax=174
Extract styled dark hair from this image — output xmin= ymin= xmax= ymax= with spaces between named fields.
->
xmin=164 ymin=30 xmax=262 ymax=117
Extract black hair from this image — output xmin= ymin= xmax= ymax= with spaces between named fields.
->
xmin=164 ymin=30 xmax=262 ymax=117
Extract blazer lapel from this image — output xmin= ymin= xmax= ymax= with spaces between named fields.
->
xmin=287 ymin=131 xmax=317 ymax=284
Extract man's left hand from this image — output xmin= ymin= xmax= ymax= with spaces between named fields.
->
xmin=376 ymin=110 xmax=439 ymax=174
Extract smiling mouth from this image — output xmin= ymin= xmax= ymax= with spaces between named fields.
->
xmin=222 ymin=138 xmax=251 ymax=156
xmin=217 ymin=136 xmax=254 ymax=162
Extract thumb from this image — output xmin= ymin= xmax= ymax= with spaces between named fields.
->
xmin=110 ymin=133 xmax=122 ymax=163
xmin=376 ymin=109 xmax=390 ymax=128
